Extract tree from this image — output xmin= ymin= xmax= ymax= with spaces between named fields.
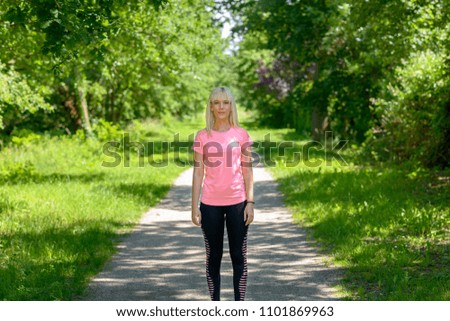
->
xmin=0 ymin=64 xmax=52 ymax=130
xmin=222 ymin=0 xmax=450 ymax=166
xmin=224 ymin=0 xmax=338 ymax=138
xmin=0 ymin=0 xmax=226 ymax=135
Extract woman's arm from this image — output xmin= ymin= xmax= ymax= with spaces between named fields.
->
xmin=191 ymin=151 xmax=204 ymax=226
xmin=242 ymin=145 xmax=254 ymax=225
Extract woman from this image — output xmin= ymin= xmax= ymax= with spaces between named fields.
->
xmin=191 ymin=86 xmax=254 ymax=301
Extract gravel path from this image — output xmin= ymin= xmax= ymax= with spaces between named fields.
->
xmin=83 ymin=167 xmax=343 ymax=301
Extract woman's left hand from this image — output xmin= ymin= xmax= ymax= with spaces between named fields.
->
xmin=244 ymin=203 xmax=254 ymax=226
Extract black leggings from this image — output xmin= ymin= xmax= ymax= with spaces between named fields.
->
xmin=200 ymin=201 xmax=249 ymax=301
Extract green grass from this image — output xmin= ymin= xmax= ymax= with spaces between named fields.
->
xmin=0 ymin=115 xmax=203 ymax=300
xmin=253 ymin=127 xmax=450 ymax=300
xmin=1 ymin=114 xmax=448 ymax=300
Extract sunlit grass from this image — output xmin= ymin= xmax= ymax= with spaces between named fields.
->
xmin=0 ymin=116 xmax=202 ymax=300
xmin=258 ymin=128 xmax=450 ymax=300
xmin=1 ymin=113 xmax=448 ymax=300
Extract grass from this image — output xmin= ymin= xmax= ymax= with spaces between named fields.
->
xmin=0 ymin=114 xmax=203 ymax=300
xmin=1 ymin=113 xmax=448 ymax=300
xmin=249 ymin=126 xmax=450 ymax=300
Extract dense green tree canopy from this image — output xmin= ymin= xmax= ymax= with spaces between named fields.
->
xmin=0 ymin=0 xmax=225 ymax=135
xmin=223 ymin=0 xmax=449 ymax=167
xmin=1 ymin=0 xmax=448 ymax=166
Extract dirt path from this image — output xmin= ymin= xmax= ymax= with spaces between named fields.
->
xmin=83 ymin=167 xmax=343 ymax=300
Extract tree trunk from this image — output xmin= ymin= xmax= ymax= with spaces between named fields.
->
xmin=78 ymin=86 xmax=92 ymax=132
xmin=111 ymin=89 xmax=116 ymax=122
xmin=59 ymin=83 xmax=82 ymax=131
xmin=308 ymin=62 xmax=327 ymax=141
xmin=307 ymin=61 xmax=329 ymax=141
xmin=311 ymin=106 xmax=321 ymax=141
xmin=74 ymin=67 xmax=92 ymax=133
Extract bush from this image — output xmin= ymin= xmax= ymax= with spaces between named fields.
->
xmin=10 ymin=128 xmax=43 ymax=147
xmin=368 ymin=50 xmax=450 ymax=167
xmin=91 ymin=119 xmax=123 ymax=142
xmin=0 ymin=161 xmax=37 ymax=184
xmin=0 ymin=64 xmax=52 ymax=130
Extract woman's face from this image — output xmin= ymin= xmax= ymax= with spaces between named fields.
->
xmin=210 ymin=98 xmax=231 ymax=122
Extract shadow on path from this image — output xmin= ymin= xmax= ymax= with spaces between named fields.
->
xmin=83 ymin=168 xmax=342 ymax=301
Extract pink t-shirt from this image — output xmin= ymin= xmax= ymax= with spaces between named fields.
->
xmin=192 ymin=127 xmax=253 ymax=206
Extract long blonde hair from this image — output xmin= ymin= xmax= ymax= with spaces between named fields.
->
xmin=205 ymin=86 xmax=240 ymax=133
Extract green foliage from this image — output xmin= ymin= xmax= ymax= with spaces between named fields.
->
xmin=268 ymin=137 xmax=450 ymax=300
xmin=370 ymin=50 xmax=450 ymax=167
xmin=0 ymin=0 xmax=167 ymax=60
xmin=229 ymin=0 xmax=334 ymax=132
xmin=0 ymin=0 xmax=224 ymax=135
xmin=0 ymin=116 xmax=198 ymax=300
xmin=91 ymin=0 xmax=223 ymax=121
xmin=0 ymin=65 xmax=52 ymax=129
xmin=231 ymin=36 xmax=287 ymax=127
xmin=91 ymin=119 xmax=123 ymax=142
xmin=0 ymin=161 xmax=37 ymax=184
xmin=225 ymin=0 xmax=450 ymax=167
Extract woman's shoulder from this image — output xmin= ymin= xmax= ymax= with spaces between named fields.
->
xmin=194 ymin=128 xmax=208 ymax=140
xmin=196 ymin=128 xmax=207 ymax=135
xmin=233 ymin=126 xmax=250 ymax=137
xmin=233 ymin=127 xmax=253 ymax=145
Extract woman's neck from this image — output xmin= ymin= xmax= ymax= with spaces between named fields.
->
xmin=212 ymin=121 xmax=231 ymax=132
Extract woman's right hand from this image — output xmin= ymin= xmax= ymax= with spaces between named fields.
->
xmin=191 ymin=207 xmax=202 ymax=226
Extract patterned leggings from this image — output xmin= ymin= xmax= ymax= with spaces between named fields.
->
xmin=200 ymin=201 xmax=249 ymax=301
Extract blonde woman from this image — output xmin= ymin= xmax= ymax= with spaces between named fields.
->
xmin=191 ymin=86 xmax=254 ymax=301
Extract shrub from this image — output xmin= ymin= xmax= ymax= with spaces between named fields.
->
xmin=91 ymin=119 xmax=123 ymax=142
xmin=368 ymin=50 xmax=450 ymax=167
